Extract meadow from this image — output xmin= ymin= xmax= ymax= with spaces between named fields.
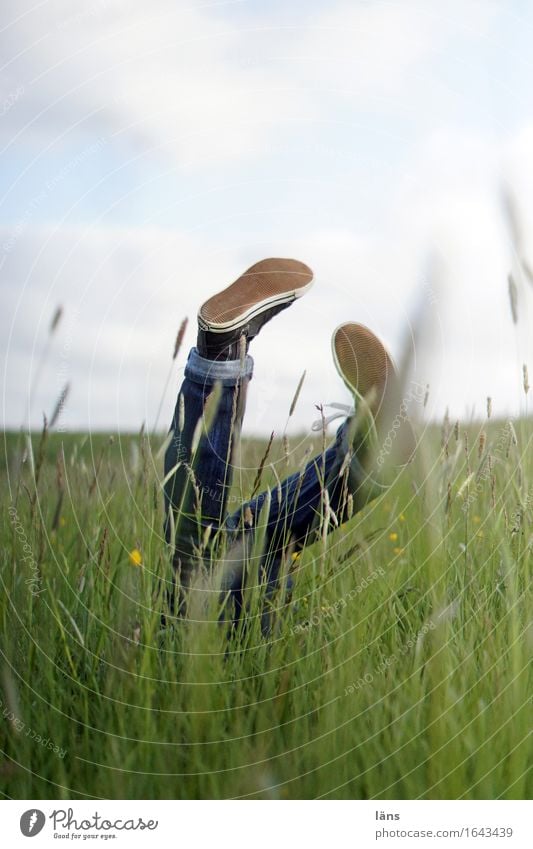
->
xmin=0 ymin=409 xmax=531 ymax=800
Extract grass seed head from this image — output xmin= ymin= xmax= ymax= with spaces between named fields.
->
xmin=49 ymin=305 xmax=63 ymax=334
xmin=173 ymin=317 xmax=188 ymax=360
xmin=49 ymin=383 xmax=70 ymax=429
xmin=508 ymin=274 xmax=519 ymax=324
xmin=347 ymin=493 xmax=354 ymax=520
xmin=202 ymin=523 xmax=213 ymax=550
xmin=289 ymin=370 xmax=306 ymax=418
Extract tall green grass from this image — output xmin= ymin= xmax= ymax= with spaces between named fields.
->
xmin=0 ymin=418 xmax=531 ymax=799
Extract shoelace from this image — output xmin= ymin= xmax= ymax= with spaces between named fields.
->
xmin=311 ymin=402 xmax=355 ymax=432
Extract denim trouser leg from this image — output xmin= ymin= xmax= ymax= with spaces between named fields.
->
xmin=163 ymin=347 xmax=253 ymax=614
xmin=225 ymin=420 xmax=379 ymax=600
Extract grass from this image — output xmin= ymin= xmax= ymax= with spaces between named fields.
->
xmin=0 ymin=416 xmax=531 ymax=800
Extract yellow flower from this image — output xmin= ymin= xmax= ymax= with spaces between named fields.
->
xmin=399 ymin=514 xmax=406 ymax=522
xmin=477 ymin=530 xmax=484 ymax=539
xmin=129 ymin=548 xmax=142 ymax=567
xmin=393 ymin=547 xmax=404 ymax=555
xmin=389 ymin=532 xmax=398 ymax=542
xmin=291 ymin=551 xmax=301 ymax=561
xmin=473 ymin=515 xmax=481 ymax=524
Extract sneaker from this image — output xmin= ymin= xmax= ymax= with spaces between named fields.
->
xmin=331 ymin=322 xmax=415 ymax=468
xmin=197 ymin=258 xmax=313 ymax=359
xmin=331 ymin=322 xmax=396 ymax=421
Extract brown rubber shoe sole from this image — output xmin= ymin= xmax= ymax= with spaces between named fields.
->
xmin=198 ymin=258 xmax=314 ymax=332
xmin=332 ymin=322 xmax=397 ymax=419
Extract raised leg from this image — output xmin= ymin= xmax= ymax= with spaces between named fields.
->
xmin=225 ymin=322 xmax=416 ymax=633
xmin=163 ymin=257 xmax=314 ymax=620
xmin=163 ymin=349 xmax=252 ymax=616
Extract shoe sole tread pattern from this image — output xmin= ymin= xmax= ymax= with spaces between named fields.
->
xmin=332 ymin=322 xmax=397 ymax=419
xmin=198 ymin=258 xmax=313 ymax=332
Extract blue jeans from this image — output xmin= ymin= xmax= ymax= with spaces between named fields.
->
xmin=163 ymin=347 xmax=380 ymax=627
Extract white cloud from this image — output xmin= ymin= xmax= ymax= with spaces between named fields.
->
xmin=0 ymin=0 xmax=316 ymax=166
xmin=3 ymin=126 xmax=532 ymax=436
xmin=1 ymin=0 xmax=532 ymax=436
xmin=0 ymin=0 xmax=503 ymax=167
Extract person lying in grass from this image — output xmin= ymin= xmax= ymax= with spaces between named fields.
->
xmin=163 ymin=258 xmax=414 ymax=633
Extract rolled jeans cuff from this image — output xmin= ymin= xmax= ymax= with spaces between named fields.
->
xmin=184 ymin=347 xmax=254 ymax=387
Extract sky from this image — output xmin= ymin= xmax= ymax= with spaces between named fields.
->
xmin=1 ymin=0 xmax=533 ymax=436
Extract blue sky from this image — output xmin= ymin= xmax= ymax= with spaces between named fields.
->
xmin=2 ymin=0 xmax=533 ymax=434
